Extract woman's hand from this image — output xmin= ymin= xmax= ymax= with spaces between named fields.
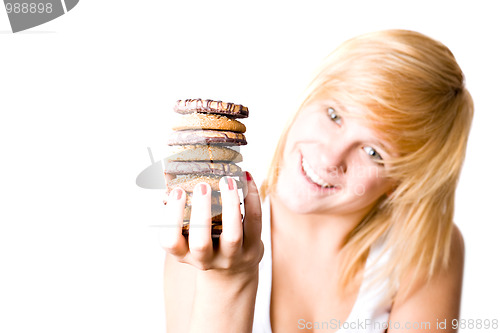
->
xmin=162 ymin=171 xmax=264 ymax=277
xmin=162 ymin=172 xmax=263 ymax=332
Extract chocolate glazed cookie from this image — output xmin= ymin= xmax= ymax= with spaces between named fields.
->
xmin=174 ymin=99 xmax=249 ymax=118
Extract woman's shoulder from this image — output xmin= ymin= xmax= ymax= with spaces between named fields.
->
xmin=451 ymin=223 xmax=465 ymax=258
xmin=388 ymin=223 xmax=464 ymax=326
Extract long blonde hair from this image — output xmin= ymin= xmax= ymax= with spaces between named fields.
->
xmin=261 ymin=29 xmax=474 ymax=297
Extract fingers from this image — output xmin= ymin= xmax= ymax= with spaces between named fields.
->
xmin=188 ymin=182 xmax=214 ymax=265
xmin=162 ymin=173 xmax=262 ymax=273
xmin=161 ymin=187 xmax=189 ymax=258
xmin=162 ymin=172 xmax=176 ymax=205
xmin=242 ymin=172 xmax=262 ymax=248
xmin=219 ymin=177 xmax=243 ymax=257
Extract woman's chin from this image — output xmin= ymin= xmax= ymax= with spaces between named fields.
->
xmin=273 ymin=186 xmax=321 ymax=214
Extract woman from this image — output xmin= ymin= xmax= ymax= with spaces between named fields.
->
xmin=162 ymin=29 xmax=473 ymax=332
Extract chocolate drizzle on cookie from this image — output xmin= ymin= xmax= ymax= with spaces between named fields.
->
xmin=174 ymin=98 xmax=249 ymax=118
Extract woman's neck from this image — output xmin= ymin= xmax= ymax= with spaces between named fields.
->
xmin=269 ymin=194 xmax=369 ymax=256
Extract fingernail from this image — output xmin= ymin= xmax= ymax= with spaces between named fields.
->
xmin=197 ymin=183 xmax=207 ymax=196
xmin=170 ymin=188 xmax=182 ymax=200
xmin=246 ymin=171 xmax=252 ymax=182
xmin=224 ymin=177 xmax=234 ymax=191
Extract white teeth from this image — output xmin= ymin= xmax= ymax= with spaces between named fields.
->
xmin=301 ymin=157 xmax=334 ymax=188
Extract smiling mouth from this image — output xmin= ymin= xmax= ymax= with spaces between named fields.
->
xmin=301 ymin=156 xmax=336 ymax=188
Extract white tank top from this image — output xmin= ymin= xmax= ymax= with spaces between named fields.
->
xmin=252 ymin=197 xmax=393 ymax=333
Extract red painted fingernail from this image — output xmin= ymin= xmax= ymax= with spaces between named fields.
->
xmin=170 ymin=188 xmax=182 ymax=200
xmin=227 ymin=177 xmax=234 ymax=190
xmin=246 ymin=171 xmax=252 ymax=182
xmin=199 ymin=183 xmax=207 ymax=195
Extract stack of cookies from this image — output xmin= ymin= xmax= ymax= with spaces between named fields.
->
xmin=164 ymin=99 xmax=249 ymax=238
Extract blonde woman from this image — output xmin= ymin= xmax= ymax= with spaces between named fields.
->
xmin=163 ymin=30 xmax=473 ymax=333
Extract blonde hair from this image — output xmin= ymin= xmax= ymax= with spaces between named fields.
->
xmin=261 ymin=29 xmax=474 ymax=297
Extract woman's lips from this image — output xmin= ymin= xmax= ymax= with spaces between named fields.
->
xmin=299 ymin=154 xmax=338 ymax=193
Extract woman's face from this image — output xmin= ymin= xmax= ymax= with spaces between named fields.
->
xmin=275 ymin=99 xmax=395 ymax=216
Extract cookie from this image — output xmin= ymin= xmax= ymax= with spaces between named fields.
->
xmin=174 ymin=99 xmax=249 ymax=119
xmin=164 ymin=161 xmax=243 ymax=176
xmin=172 ymin=113 xmax=246 ymax=133
xmin=167 ymin=129 xmax=247 ymax=146
xmin=166 ymin=174 xmax=244 ymax=193
xmin=165 ymin=145 xmax=243 ymax=163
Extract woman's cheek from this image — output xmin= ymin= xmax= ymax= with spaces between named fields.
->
xmin=346 ymin=172 xmax=387 ymax=200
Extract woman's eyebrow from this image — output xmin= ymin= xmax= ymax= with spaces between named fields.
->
xmin=373 ymin=138 xmax=395 ymax=157
xmin=325 ymin=100 xmax=346 ymax=112
xmin=372 ymin=138 xmax=387 ymax=150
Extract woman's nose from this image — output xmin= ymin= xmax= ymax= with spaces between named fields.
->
xmin=312 ymin=117 xmax=357 ymax=176
xmin=318 ymin=140 xmax=349 ymax=176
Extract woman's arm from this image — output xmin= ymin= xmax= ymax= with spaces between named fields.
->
xmin=388 ymin=225 xmax=465 ymax=333
xmin=163 ymin=172 xmax=264 ymax=333
xmin=163 ymin=254 xmax=260 ymax=333
xmin=188 ymin=267 xmax=260 ymax=333
xmin=164 ymin=252 xmax=196 ymax=332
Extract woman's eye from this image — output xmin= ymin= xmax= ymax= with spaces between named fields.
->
xmin=327 ymin=107 xmax=342 ymax=125
xmin=363 ymin=146 xmax=383 ymax=161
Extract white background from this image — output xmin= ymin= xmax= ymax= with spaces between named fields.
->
xmin=1 ymin=1 xmax=499 ymax=332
